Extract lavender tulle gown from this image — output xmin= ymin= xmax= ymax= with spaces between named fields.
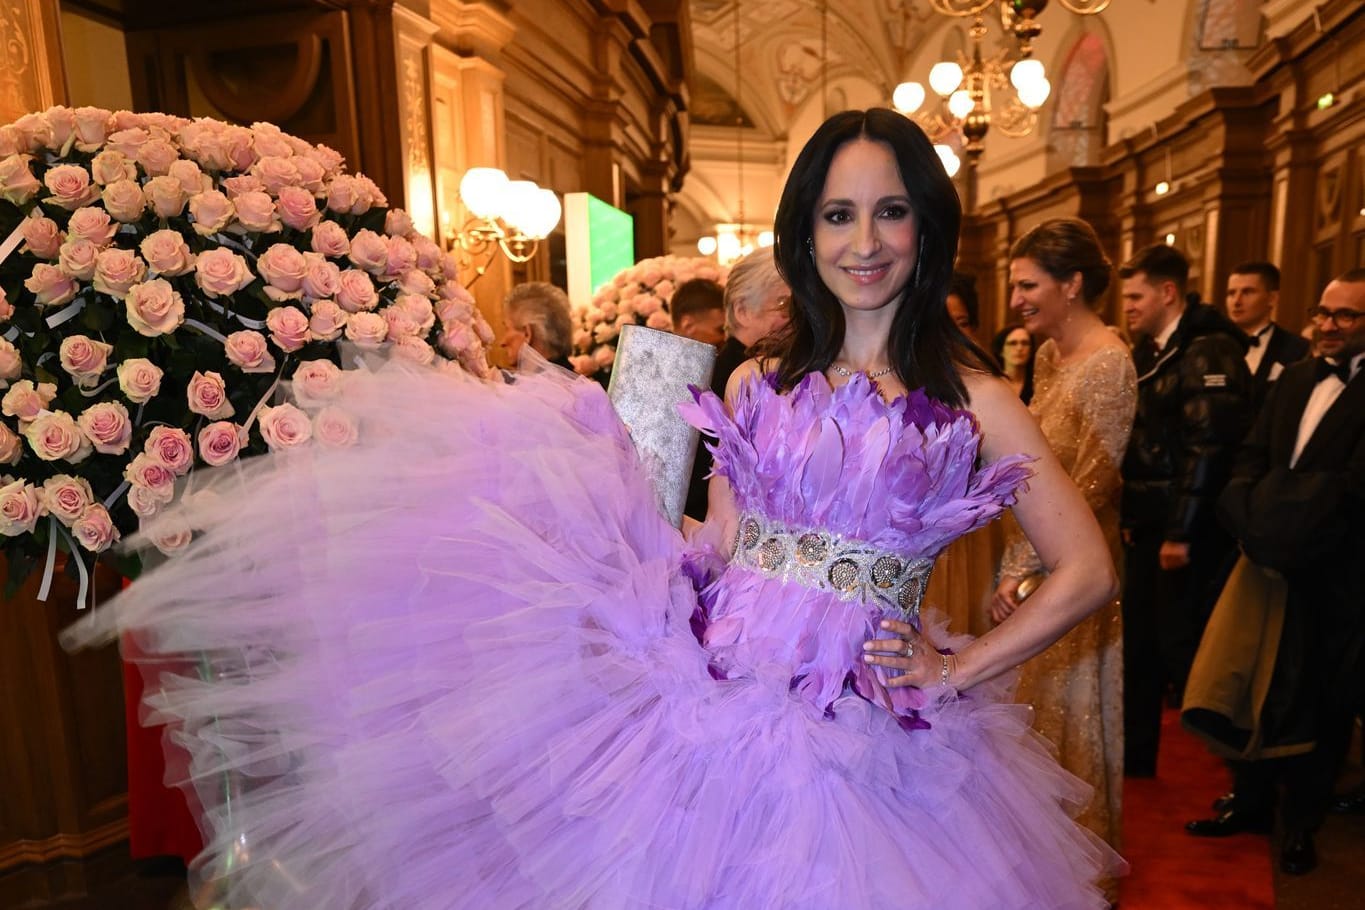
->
xmin=68 ymin=358 xmax=1121 ymax=909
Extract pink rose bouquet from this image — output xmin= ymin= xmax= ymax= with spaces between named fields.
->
xmin=569 ymin=254 xmax=727 ymax=381
xmin=0 ymin=107 xmax=496 ymax=599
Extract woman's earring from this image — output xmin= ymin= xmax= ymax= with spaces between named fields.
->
xmin=806 ymin=237 xmax=815 ymax=261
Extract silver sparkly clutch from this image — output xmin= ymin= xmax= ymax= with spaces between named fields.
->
xmin=608 ymin=325 xmax=717 ymax=528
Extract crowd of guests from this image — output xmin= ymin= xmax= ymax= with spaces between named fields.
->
xmin=494 ymin=227 xmax=1365 ymax=880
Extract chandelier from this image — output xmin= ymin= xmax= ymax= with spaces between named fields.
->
xmin=696 ymin=0 xmax=773 ymax=266
xmin=893 ymin=0 xmax=1109 ymax=170
xmin=447 ymin=167 xmax=562 ymax=286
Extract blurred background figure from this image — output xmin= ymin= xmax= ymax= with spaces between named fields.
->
xmin=501 ymin=281 xmax=575 ymax=370
xmin=991 ymin=218 xmax=1136 ymax=891
xmin=946 ymin=272 xmax=981 ymax=340
xmin=1223 ymin=261 xmax=1309 ymax=410
xmin=670 ymin=278 xmax=727 ymax=346
xmin=684 ymin=250 xmax=790 ymax=522
xmin=992 ymin=323 xmax=1036 ymax=403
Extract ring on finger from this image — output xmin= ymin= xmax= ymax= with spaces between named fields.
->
xmin=903 ymin=639 xmax=915 ymax=659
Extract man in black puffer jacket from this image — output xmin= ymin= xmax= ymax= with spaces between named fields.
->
xmin=1118 ymin=244 xmax=1253 ymax=777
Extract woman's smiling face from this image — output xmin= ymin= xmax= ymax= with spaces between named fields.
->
xmin=811 ymin=138 xmax=919 ymax=316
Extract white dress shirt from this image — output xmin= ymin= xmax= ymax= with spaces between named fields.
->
xmin=1244 ymin=323 xmax=1273 ymax=375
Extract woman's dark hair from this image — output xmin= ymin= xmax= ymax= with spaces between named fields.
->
xmin=768 ymin=108 xmax=996 ymax=406
xmin=991 ymin=323 xmax=1036 ymax=404
xmin=1008 ymin=217 xmax=1112 ymax=305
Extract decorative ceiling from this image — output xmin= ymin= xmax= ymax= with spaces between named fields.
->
xmin=687 ymin=0 xmax=966 ymax=135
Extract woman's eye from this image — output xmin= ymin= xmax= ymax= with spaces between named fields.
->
xmin=822 ymin=209 xmax=851 ymax=225
xmin=879 ymin=204 xmax=909 ymax=220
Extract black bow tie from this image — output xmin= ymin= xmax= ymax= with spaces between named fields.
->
xmin=1246 ymin=326 xmax=1272 ymax=348
xmin=1315 ymin=357 xmax=1353 ymax=384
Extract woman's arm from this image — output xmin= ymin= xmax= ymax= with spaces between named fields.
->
xmin=945 ymin=372 xmax=1117 ymax=689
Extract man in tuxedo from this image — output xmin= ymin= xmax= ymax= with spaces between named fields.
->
xmin=1225 ymin=262 xmax=1309 ymax=408
xmin=1120 ymin=244 xmax=1254 ymax=777
xmin=682 ymin=251 xmax=790 ymax=522
xmin=1185 ymin=270 xmax=1365 ymax=874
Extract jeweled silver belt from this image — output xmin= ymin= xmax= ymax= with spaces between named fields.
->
xmin=730 ymin=511 xmax=934 ymax=619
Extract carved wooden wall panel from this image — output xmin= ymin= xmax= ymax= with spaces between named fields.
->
xmin=0 ymin=0 xmax=67 ymax=123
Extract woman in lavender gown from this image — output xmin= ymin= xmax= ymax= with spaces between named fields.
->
xmin=70 ymin=110 xmax=1123 ymax=909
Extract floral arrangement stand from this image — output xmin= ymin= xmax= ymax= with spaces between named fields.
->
xmin=0 ymin=105 xmax=496 ymax=902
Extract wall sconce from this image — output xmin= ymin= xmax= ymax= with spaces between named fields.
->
xmin=447 ymin=167 xmax=562 ymax=285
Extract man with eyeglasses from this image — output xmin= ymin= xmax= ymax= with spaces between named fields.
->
xmin=1184 ymin=269 xmax=1365 ymax=875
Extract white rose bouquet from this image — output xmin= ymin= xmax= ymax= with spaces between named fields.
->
xmin=0 ymin=106 xmax=495 ymax=600
xmin=569 ymin=254 xmax=726 ymax=381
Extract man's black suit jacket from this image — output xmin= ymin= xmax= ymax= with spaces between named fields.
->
xmin=1247 ymin=323 xmax=1310 ymax=410
xmin=1218 ymin=359 xmax=1365 ymax=742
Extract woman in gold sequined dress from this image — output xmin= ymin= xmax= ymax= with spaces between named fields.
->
xmin=990 ymin=218 xmax=1137 ymax=869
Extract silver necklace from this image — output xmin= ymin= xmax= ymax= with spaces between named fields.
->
xmin=831 ymin=364 xmax=894 ymax=380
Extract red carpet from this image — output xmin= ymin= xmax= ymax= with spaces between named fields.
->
xmin=1119 ymin=708 xmax=1276 ymax=909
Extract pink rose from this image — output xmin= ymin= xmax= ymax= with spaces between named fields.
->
xmin=72 ymin=503 xmax=119 ymax=552
xmin=168 ymin=159 xmax=210 ymax=194
xmin=592 ymin=344 xmax=617 ymax=369
xmin=65 ymin=210 xmax=116 ymax=253
xmin=0 ymin=288 xmax=11 ymax=323
xmin=42 ymin=474 xmax=95 ymax=525
xmin=146 ymin=515 xmax=193 ymax=555
xmin=136 ymin=138 xmax=179 ymax=177
xmin=396 ymin=268 xmax=435 ymax=297
xmin=104 ymin=127 xmax=148 ymax=158
xmin=224 ymin=330 xmax=276 ymax=373
xmin=313 ymin=405 xmax=359 ymax=448
xmin=233 ymin=190 xmax=280 ymax=233
xmin=0 ymin=423 xmax=22 ymax=465
xmin=2 ymin=380 xmax=57 ymax=424
xmin=383 ymin=236 xmax=417 ymax=278
xmin=139 ymin=229 xmax=196 ymax=277
xmin=385 ymin=208 xmax=414 ymax=238
xmin=413 ymin=236 xmax=443 ymax=273
xmin=307 ymin=143 xmax=344 ymax=176
xmin=219 ymin=126 xmax=257 ymax=172
xmin=396 ymin=294 xmax=435 ymax=331
xmin=72 ymin=107 xmax=112 ymax=151
xmin=43 ymin=164 xmax=99 ymax=209
xmin=393 ymin=335 xmax=436 ymax=366
xmin=346 ymin=229 xmax=388 ymax=274
xmin=220 ymin=174 xmax=265 ymax=198
xmin=0 ymin=126 xmax=19 ymax=157
xmin=300 ymin=254 xmax=340 ymax=300
xmin=144 ymin=174 xmax=188 ymax=218
xmin=123 ymin=453 xmax=176 ymax=502
xmin=188 ymin=190 xmax=234 ymax=236
xmin=382 ymin=305 xmax=421 ymax=339
xmin=249 ymin=156 xmax=300 ymax=195
xmin=258 ymin=403 xmax=312 ymax=449
xmin=24 ymin=264 xmax=79 ymax=306
xmin=344 ymin=311 xmax=388 ymax=346
xmin=276 ymin=185 xmax=320 ymax=231
xmin=10 ymin=114 xmax=51 ymax=152
xmin=355 ymin=175 xmax=386 ymax=208
xmin=186 ymin=370 xmax=234 ymax=420
xmin=125 ymin=278 xmax=185 ymax=336
xmin=58 ymin=334 xmax=114 ymax=388
xmin=76 ymin=401 xmax=132 ymax=454
xmin=0 ymin=480 xmax=44 ymax=536
xmin=93 ymin=239 xmax=149 ymax=296
xmin=194 ymin=248 xmax=254 ymax=297
xmin=101 ymin=179 xmax=146 ymax=222
xmin=20 ymin=216 xmax=63 ymax=259
xmin=251 ymin=126 xmax=294 ymax=159
xmin=266 ymin=306 xmax=310 ymax=352
xmin=88 ymin=150 xmax=136 ymax=186
xmin=145 ymin=425 xmax=195 ymax=474
xmin=43 ymin=107 xmax=76 ymax=151
xmin=126 ymin=482 xmax=164 ymax=519
xmin=197 ymin=420 xmax=245 ymax=467
xmin=310 ymin=220 xmax=350 ymax=258
xmin=0 ymin=337 xmax=21 ymax=381
xmin=645 ymin=310 xmax=671 ymax=330
xmin=335 ymin=269 xmax=378 ymax=312
xmin=0 ymin=154 xmax=42 ymax=204
xmin=307 ymin=299 xmax=347 ymax=341
xmin=256 ymin=243 xmax=308 ymax=299
xmin=116 ymin=358 xmax=163 ymax=404
xmin=24 ymin=410 xmax=92 ymax=463
xmin=292 ymin=155 xmax=326 ymax=194
xmin=325 ymin=175 xmax=363 ymax=214
xmin=290 ymin=359 xmax=343 ymax=407
xmin=436 ymin=322 xmax=472 ymax=359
